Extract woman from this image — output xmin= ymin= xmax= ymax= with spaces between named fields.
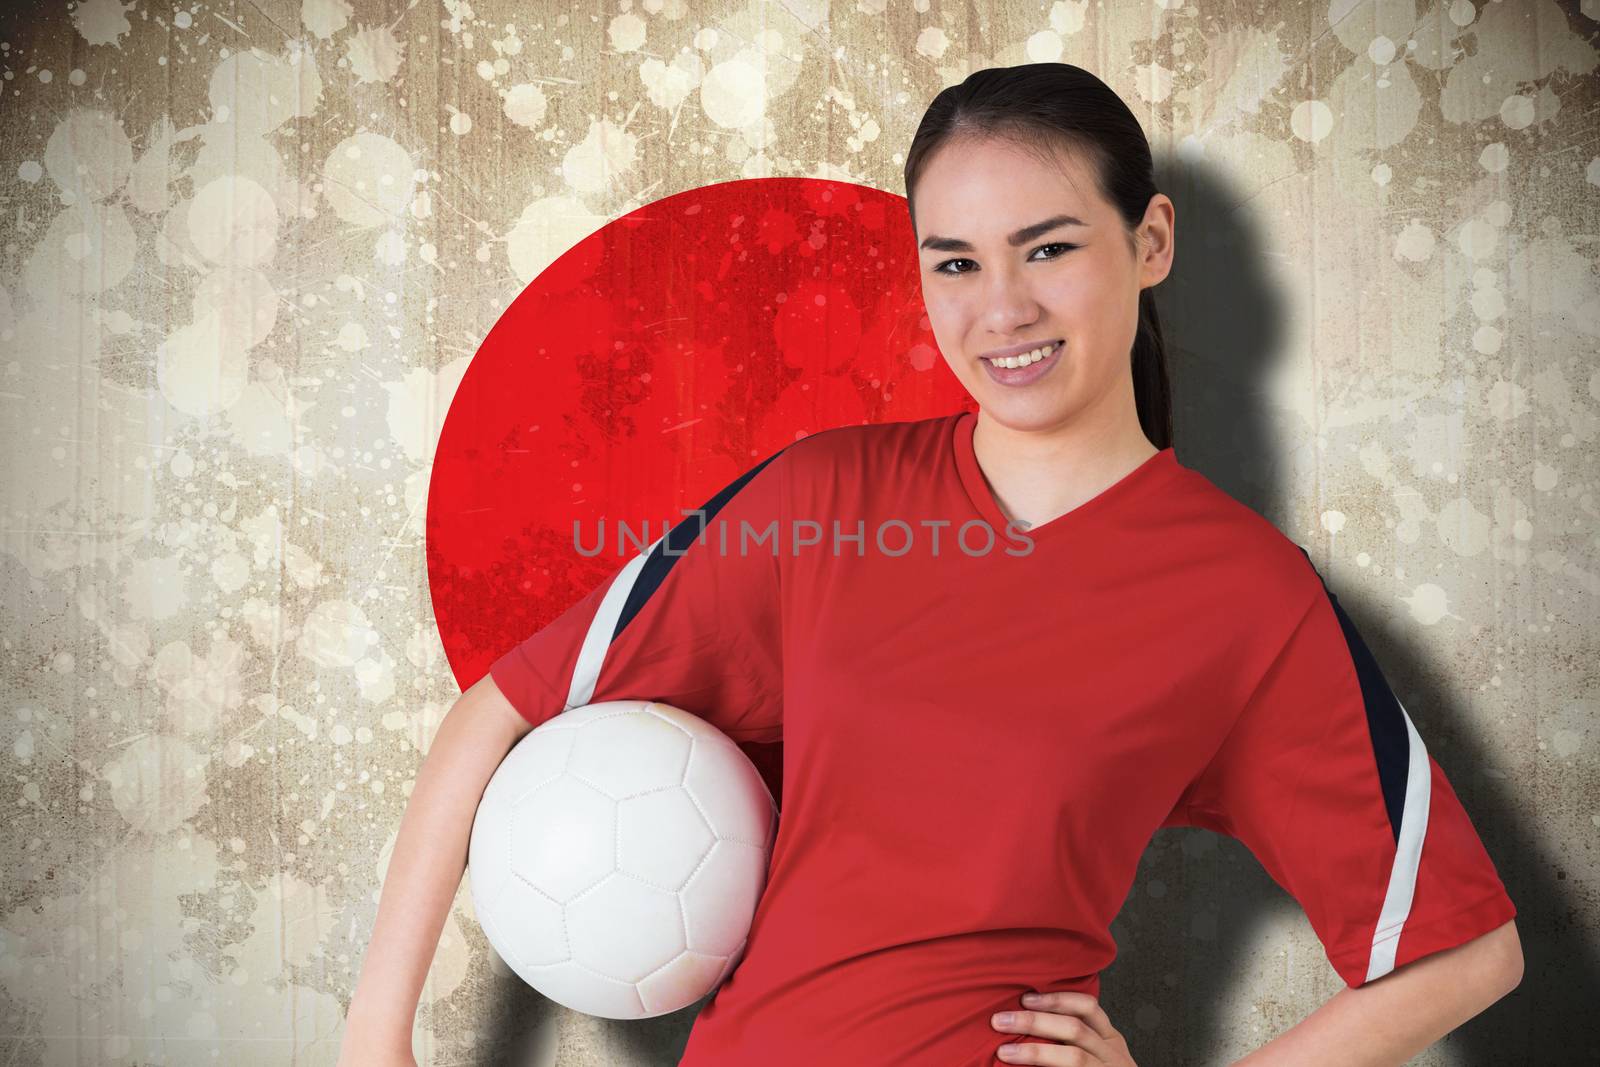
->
xmin=340 ymin=64 xmax=1521 ymax=1066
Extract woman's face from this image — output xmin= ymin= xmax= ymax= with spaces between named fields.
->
xmin=912 ymin=134 xmax=1173 ymax=436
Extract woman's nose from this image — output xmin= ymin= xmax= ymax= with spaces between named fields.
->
xmin=981 ymin=287 xmax=1043 ymax=334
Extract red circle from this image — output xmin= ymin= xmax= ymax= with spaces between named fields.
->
xmin=427 ymin=177 xmax=974 ymax=784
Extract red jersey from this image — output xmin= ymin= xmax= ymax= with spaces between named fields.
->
xmin=488 ymin=410 xmax=1516 ymax=1065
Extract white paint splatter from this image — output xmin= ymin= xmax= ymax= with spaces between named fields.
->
xmin=1290 ymin=99 xmax=1333 ymax=142
xmin=701 ymin=57 xmax=766 ymax=129
xmin=189 ymin=133 xmax=295 ymax=218
xmin=374 ymin=229 xmax=407 ymax=266
xmin=301 ymin=0 xmax=353 ymax=40
xmin=240 ymin=504 xmax=323 ymax=587
xmin=1025 ymin=31 xmax=1064 ymax=62
xmin=1400 ymin=582 xmax=1457 ymax=625
xmin=1500 ymin=94 xmax=1536 ymax=130
xmin=208 ymin=47 xmax=324 ymax=136
xmin=1393 ymin=220 xmax=1435 ymax=262
xmin=915 ymin=27 xmax=950 ymax=59
xmin=297 ymin=598 xmax=378 ymax=669
xmin=1457 ymin=217 xmax=1498 ymax=260
xmin=224 ymin=378 xmax=297 ymax=458
xmin=101 ymin=735 xmax=211 ymax=834
xmin=608 ymin=12 xmax=647 ymax=52
xmin=346 ymin=23 xmax=405 ymax=84
xmin=638 ymin=53 xmax=702 ymax=111
xmin=156 ymin=311 xmax=250 ymax=417
xmin=125 ymin=118 xmax=182 ymax=214
xmin=505 ymin=81 xmax=550 ymax=127
xmin=151 ymin=636 xmax=248 ymax=739
xmin=561 ymin=118 xmax=638 ymax=195
xmin=354 ymin=647 xmax=397 ymax=703
xmin=1198 ymin=27 xmax=1291 ymax=130
xmin=321 ymin=132 xmax=415 ymax=227
xmin=333 ymin=321 xmax=369 ymax=352
xmin=188 ymin=176 xmax=280 ymax=267
xmin=1134 ymin=62 xmax=1174 ymax=104
xmin=1484 ymin=378 xmax=1528 ymax=421
xmin=1049 ymin=0 xmax=1088 ymax=34
xmin=212 ymin=551 xmax=250 ymax=594
xmin=44 ymin=109 xmax=133 ymax=202
xmin=23 ymin=201 xmax=138 ymax=300
xmin=503 ymin=195 xmax=608 ymax=285
xmin=382 ymin=356 xmax=471 ymax=463
xmin=70 ymin=0 xmax=132 ymax=47
xmin=1471 ymin=283 xmax=1506 ymax=322
xmin=194 ymin=268 xmax=278 ymax=347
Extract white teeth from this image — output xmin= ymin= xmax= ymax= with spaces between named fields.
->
xmin=990 ymin=342 xmax=1057 ymax=369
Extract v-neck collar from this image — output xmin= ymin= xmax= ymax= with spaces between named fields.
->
xmin=950 ymin=410 xmax=1178 ymax=542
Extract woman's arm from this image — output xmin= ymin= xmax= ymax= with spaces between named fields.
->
xmin=338 ymin=673 xmax=533 ymax=1062
xmin=1231 ymin=918 xmax=1523 ymax=1067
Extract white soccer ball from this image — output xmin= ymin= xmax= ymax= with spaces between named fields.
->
xmin=467 ymin=699 xmax=778 ymax=1019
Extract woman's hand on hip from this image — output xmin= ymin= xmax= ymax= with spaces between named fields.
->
xmin=990 ymin=990 xmax=1139 ymax=1065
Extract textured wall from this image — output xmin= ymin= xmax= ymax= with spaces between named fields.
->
xmin=1 ymin=0 xmax=1596 ymax=1064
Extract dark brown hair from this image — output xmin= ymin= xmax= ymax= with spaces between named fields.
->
xmin=904 ymin=63 xmax=1174 ymax=449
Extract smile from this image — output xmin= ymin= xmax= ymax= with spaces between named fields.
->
xmin=980 ymin=340 xmax=1064 ymax=386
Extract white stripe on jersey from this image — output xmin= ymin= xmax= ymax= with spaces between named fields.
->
xmin=1364 ymin=698 xmax=1432 ymax=983
xmin=564 ymin=534 xmax=665 ymax=711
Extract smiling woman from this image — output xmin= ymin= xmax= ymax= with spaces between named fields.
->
xmin=903 ymin=67 xmax=1177 ymax=532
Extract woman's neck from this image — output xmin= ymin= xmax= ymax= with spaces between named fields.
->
xmin=970 ymin=411 xmax=1158 ymax=530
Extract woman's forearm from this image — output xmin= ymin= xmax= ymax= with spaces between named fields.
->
xmin=344 ymin=678 xmax=531 ymax=1046
xmin=1231 ymin=919 xmax=1522 ymax=1067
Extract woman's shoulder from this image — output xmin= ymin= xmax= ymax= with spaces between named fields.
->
xmin=1159 ymin=458 xmax=1325 ymax=610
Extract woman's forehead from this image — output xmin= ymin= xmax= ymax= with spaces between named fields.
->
xmin=915 ymin=141 xmax=1102 ymax=231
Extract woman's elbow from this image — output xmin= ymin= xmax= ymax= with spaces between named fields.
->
xmin=1478 ymin=918 xmax=1524 ymax=999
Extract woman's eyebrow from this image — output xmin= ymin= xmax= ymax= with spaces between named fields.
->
xmin=918 ymin=213 xmax=1087 ymax=253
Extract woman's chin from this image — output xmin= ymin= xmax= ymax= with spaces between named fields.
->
xmin=977 ymin=391 xmax=1078 ymax=430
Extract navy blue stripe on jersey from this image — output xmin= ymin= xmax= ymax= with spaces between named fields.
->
xmin=1324 ymin=590 xmax=1412 ymax=845
xmin=612 ymin=448 xmax=788 ymax=643
xmin=1293 ymin=546 xmax=1413 ymax=844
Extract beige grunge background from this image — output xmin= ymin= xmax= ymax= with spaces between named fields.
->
xmin=1 ymin=0 xmax=1597 ymax=1064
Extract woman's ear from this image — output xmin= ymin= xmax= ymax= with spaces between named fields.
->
xmin=1137 ymin=194 xmax=1176 ymax=288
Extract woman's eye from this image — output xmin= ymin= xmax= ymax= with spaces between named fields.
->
xmin=932 ymin=242 xmax=1076 ymax=276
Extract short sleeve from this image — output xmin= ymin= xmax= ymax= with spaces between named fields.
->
xmin=1166 ymin=565 xmax=1516 ymax=987
xmin=487 ymin=446 xmax=789 ymax=744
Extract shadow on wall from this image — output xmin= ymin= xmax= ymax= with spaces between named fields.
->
xmin=474 ymin=158 xmax=1592 ymax=1065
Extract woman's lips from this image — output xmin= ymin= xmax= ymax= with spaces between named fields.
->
xmin=981 ymin=340 xmax=1063 ymax=387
